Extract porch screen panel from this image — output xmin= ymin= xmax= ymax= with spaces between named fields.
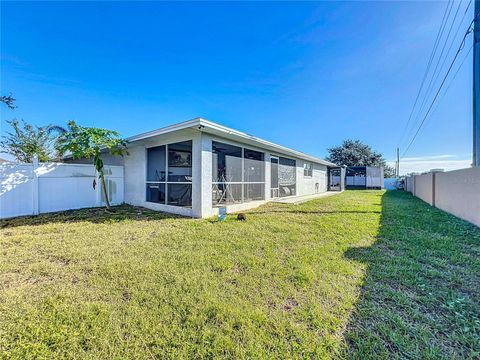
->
xmin=244 ymin=149 xmax=264 ymax=182
xmin=147 ymin=145 xmax=166 ymax=182
xmin=212 ymin=141 xmax=242 ymax=182
xmin=167 ymin=141 xmax=192 ymax=206
xmin=167 ymin=184 xmax=192 ymax=207
xmin=146 ymin=141 xmax=192 ymax=207
xmin=212 ymin=142 xmax=265 ymax=205
xmin=244 ymin=149 xmax=265 ymax=201
xmin=279 ymin=157 xmax=296 ymax=197
xmin=168 ymin=141 xmax=192 ymax=182
xmin=146 ymin=145 xmax=166 ymax=203
xmin=212 ymin=141 xmax=242 ymax=205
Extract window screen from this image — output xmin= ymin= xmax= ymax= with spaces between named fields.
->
xmin=212 ymin=141 xmax=242 ymax=182
xmin=147 ymin=146 xmax=166 ymax=182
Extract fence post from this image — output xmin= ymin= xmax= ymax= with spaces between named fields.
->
xmin=32 ymin=155 xmax=39 ymax=215
xmin=413 ymin=175 xmax=416 ymax=197
xmin=430 ymin=169 xmax=443 ymax=207
xmin=432 ymin=172 xmax=436 ymax=207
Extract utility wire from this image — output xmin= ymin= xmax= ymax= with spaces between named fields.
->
xmin=416 ymin=44 xmax=473 ymax=136
xmin=401 ymin=17 xmax=475 ymax=159
xmin=407 ymin=0 xmax=463 ymax=142
xmin=397 ymin=0 xmax=454 ymax=148
xmin=443 ymin=43 xmax=473 ymax=98
xmin=435 ymin=0 xmax=472 ymax=84
xmin=414 ymin=0 xmax=468 ymax=125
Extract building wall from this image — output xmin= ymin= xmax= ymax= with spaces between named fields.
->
xmin=296 ymin=161 xmax=328 ymax=196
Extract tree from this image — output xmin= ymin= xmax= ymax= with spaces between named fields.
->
xmin=1 ymin=94 xmax=16 ymax=109
xmin=56 ymin=121 xmax=128 ymax=210
xmin=0 ymin=119 xmax=58 ymax=162
xmin=326 ymin=139 xmax=395 ymax=178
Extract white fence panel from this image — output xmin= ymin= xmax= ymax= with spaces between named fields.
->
xmin=0 ymin=164 xmax=35 ymax=218
xmin=0 ymin=162 xmax=124 ymax=219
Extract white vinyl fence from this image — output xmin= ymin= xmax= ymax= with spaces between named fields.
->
xmin=0 ymin=160 xmax=124 ymax=219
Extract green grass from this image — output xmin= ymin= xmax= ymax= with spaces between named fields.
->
xmin=0 ymin=191 xmax=479 ymax=359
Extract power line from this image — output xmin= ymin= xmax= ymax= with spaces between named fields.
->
xmin=434 ymin=0 xmax=473 ymax=86
xmin=406 ymin=0 xmax=463 ymax=144
xmin=415 ymin=0 xmax=470 ymax=123
xmin=397 ymin=0 xmax=455 ymax=148
xmin=435 ymin=44 xmax=473 ymax=111
xmin=413 ymin=44 xmax=473 ymax=137
xmin=401 ymin=18 xmax=475 ymax=159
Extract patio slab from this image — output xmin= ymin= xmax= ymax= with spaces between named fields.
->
xmin=271 ymin=191 xmax=342 ymax=204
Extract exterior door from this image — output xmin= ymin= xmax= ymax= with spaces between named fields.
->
xmin=270 ymin=157 xmax=279 ymax=198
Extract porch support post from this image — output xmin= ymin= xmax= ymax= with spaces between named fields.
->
xmin=264 ymin=153 xmax=271 ymax=201
xmin=192 ymin=132 xmax=213 ymax=218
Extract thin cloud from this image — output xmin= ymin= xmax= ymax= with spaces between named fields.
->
xmin=388 ymin=155 xmax=472 ymax=175
xmin=401 ymin=154 xmax=456 ymax=161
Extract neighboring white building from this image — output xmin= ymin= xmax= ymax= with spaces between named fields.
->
xmin=71 ymin=118 xmax=337 ymax=218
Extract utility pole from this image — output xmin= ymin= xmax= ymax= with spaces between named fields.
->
xmin=474 ymin=0 xmax=480 ymax=166
xmin=396 ymin=147 xmax=400 ymax=177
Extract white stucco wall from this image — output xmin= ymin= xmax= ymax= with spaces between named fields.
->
xmin=296 ymin=161 xmax=328 ymax=196
xmin=414 ymin=172 xmax=434 ymax=206
xmin=429 ymin=167 xmax=480 ymax=227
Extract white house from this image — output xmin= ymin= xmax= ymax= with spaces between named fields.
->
xmin=77 ymin=118 xmax=337 ymax=218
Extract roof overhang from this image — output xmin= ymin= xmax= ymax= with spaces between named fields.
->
xmin=127 ymin=117 xmax=337 ymax=167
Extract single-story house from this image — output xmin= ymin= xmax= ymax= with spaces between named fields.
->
xmin=67 ymin=118 xmax=338 ymax=218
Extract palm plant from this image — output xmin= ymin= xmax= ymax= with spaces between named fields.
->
xmin=56 ymin=121 xmax=128 ymax=210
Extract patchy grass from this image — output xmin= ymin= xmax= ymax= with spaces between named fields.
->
xmin=0 ymin=191 xmax=478 ymax=359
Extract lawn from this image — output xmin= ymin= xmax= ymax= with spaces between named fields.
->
xmin=1 ymin=191 xmax=479 ymax=359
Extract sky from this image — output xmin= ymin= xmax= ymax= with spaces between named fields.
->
xmin=0 ymin=1 xmax=475 ymax=174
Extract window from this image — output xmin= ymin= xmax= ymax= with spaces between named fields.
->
xmin=212 ymin=141 xmax=265 ymax=205
xmin=304 ymin=163 xmax=313 ymax=177
xmin=146 ymin=141 xmax=192 ymax=207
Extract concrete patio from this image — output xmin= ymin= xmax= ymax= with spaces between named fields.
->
xmin=271 ymin=191 xmax=342 ymax=204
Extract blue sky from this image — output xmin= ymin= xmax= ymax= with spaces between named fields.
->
xmin=0 ymin=1 xmax=474 ymax=173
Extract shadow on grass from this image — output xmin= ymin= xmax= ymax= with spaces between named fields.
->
xmin=342 ymin=191 xmax=480 ymax=359
xmin=0 ymin=204 xmax=186 ymax=228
